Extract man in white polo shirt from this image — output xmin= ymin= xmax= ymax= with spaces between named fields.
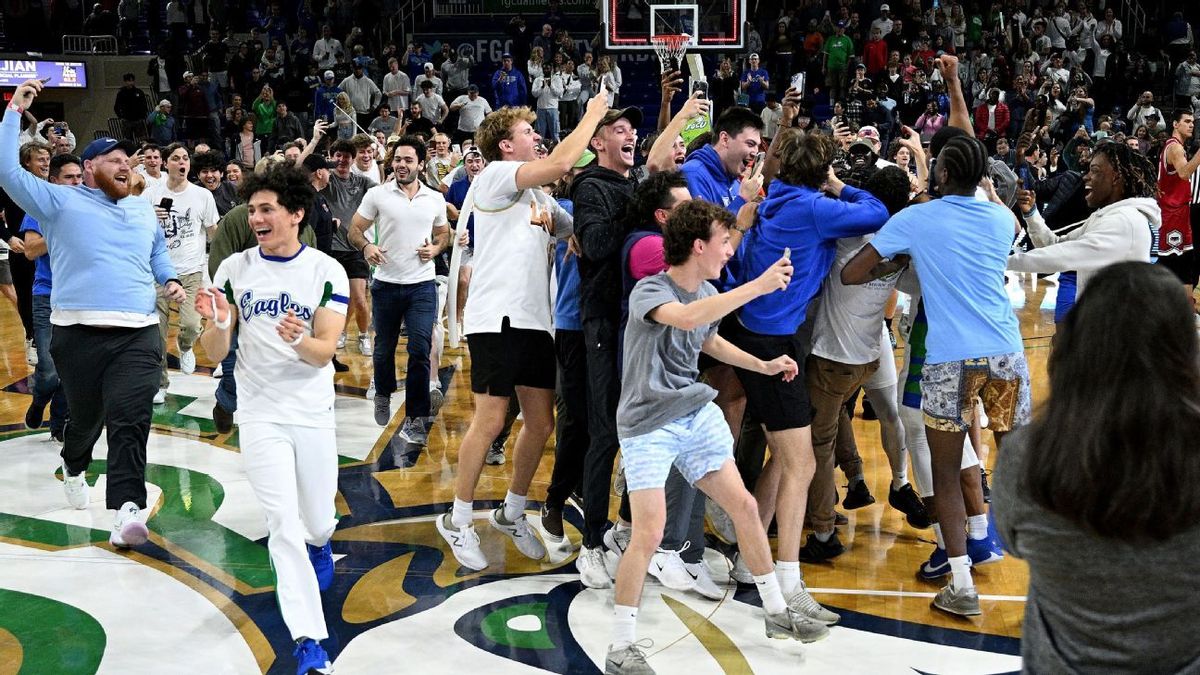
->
xmin=433 ymin=84 xmax=611 ymax=571
xmin=348 ymin=135 xmax=449 ymax=445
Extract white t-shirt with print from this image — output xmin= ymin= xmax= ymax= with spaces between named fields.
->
xmin=355 ymin=179 xmax=447 ymax=285
xmin=213 ymin=245 xmax=350 ymax=428
xmin=462 ymin=160 xmax=556 ymax=335
xmin=143 ymin=180 xmax=219 ymax=275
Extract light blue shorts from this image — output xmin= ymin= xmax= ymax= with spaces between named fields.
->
xmin=621 ymin=402 xmax=734 ymax=492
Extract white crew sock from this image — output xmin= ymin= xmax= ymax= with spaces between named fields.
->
xmin=611 ymin=604 xmax=639 ymax=650
xmin=891 ymin=450 xmax=909 ymax=490
xmin=451 ymin=497 xmax=474 ymax=529
xmin=503 ymin=490 xmax=527 ymax=523
xmin=814 ymin=530 xmax=834 ymax=543
xmin=775 ymin=560 xmax=800 ymax=596
xmin=754 ymin=572 xmax=788 ymax=615
xmin=967 ymin=514 xmax=989 ymax=540
xmin=932 ymin=523 xmax=946 ymax=549
xmin=949 ymin=555 xmax=974 ymax=591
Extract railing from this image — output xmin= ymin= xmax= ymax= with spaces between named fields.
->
xmin=61 ymin=35 xmax=119 ymax=54
xmin=379 ymin=0 xmax=429 ymax=48
xmin=1118 ymin=0 xmax=1146 ymax=46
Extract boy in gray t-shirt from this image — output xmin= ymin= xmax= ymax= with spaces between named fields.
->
xmin=605 ymin=200 xmax=838 ymax=674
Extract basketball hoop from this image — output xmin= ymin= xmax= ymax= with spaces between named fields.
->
xmin=651 ymin=33 xmax=691 ymax=74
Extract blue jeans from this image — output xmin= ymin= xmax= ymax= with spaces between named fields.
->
xmin=536 ymin=108 xmax=560 ymax=142
xmin=371 ymin=279 xmax=437 ymax=418
xmin=31 ymin=294 xmax=68 ymax=434
xmin=1054 ymin=271 xmax=1077 ymax=324
xmin=215 ymin=328 xmax=239 ymax=413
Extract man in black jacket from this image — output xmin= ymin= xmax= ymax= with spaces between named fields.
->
xmin=114 ymin=73 xmax=151 ymax=140
xmin=570 ymin=105 xmax=644 ymax=588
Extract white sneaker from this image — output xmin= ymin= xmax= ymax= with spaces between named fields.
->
xmin=153 ymin=389 xmax=167 ymax=405
xmin=25 ymin=339 xmax=37 ymax=366
xmin=648 ymin=548 xmax=694 ymax=591
xmin=728 ymin=553 xmax=754 ymax=584
xmin=576 ymin=545 xmax=613 ymax=588
xmin=489 ymin=507 xmax=547 ymax=560
xmin=179 ymin=349 xmax=196 ymax=375
xmin=435 ymin=512 xmax=488 ymax=570
xmin=62 ymin=463 xmax=89 ymax=510
xmin=705 ymin=499 xmax=738 ymax=544
xmin=686 ymin=562 xmax=725 ymax=600
xmin=358 ymin=334 xmax=373 ymax=356
xmin=337 ymin=332 xmax=347 ymax=349
xmin=110 ymin=501 xmax=149 ymax=548
xmin=787 ymin=582 xmax=841 ymax=625
xmin=211 ymin=364 xmax=223 ymax=378
xmin=365 ymin=377 xmax=376 ymax=399
xmin=604 ymin=525 xmax=631 ymax=559
xmin=542 ymin=530 xmax=579 ymax=565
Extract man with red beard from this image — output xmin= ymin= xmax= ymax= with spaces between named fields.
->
xmin=0 ymin=78 xmax=186 ymax=548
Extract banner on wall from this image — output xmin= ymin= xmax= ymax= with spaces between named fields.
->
xmin=433 ymin=0 xmax=596 ymax=15
xmin=0 ymin=61 xmax=87 ymax=88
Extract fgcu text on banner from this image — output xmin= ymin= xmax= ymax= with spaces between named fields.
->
xmin=0 ymin=61 xmax=88 ymax=88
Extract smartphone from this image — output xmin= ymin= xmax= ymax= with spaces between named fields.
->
xmin=753 ymin=151 xmax=766 ymax=172
xmin=691 ymin=80 xmax=709 ymax=99
xmin=452 ymin=143 xmax=462 ymax=155
xmin=790 ymin=73 xmax=806 ymax=92
xmin=158 ymin=197 xmax=173 ymax=210
xmin=782 ymin=247 xmax=791 ymax=260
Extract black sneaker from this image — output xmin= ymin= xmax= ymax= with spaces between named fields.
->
xmin=798 ymin=532 xmax=845 ymax=563
xmin=540 ymin=503 xmax=564 ymax=539
xmin=842 ymin=480 xmax=875 ymax=509
xmin=212 ymin=403 xmax=234 ymax=434
xmin=888 ymin=483 xmax=932 ymax=529
xmin=332 ymin=356 xmax=350 ymax=373
xmin=860 ymin=398 xmax=878 ymax=420
xmin=24 ymin=398 xmax=48 ymax=430
xmin=980 ymin=468 xmax=992 ymax=503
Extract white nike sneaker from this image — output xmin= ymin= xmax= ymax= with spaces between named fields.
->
xmin=488 ymin=507 xmax=547 ymax=561
xmin=648 ymin=548 xmax=693 ymax=591
xmin=179 ymin=348 xmax=196 ymax=375
xmin=153 ymin=389 xmax=167 ymax=405
xmin=337 ymin=332 xmax=347 ymax=349
xmin=686 ymin=561 xmax=725 ymax=600
xmin=542 ymin=531 xmax=579 ymax=565
xmin=435 ymin=512 xmax=488 ymax=570
xmin=110 ymin=502 xmax=149 ymax=548
xmin=62 ymin=463 xmax=89 ymax=510
xmin=576 ymin=546 xmax=613 ymax=589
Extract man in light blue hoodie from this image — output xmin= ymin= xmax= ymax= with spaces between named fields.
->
xmin=0 ymin=78 xmax=185 ymax=550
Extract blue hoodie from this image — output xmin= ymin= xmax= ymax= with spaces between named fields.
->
xmin=737 ymin=180 xmax=889 ymax=335
xmin=492 ymin=67 xmax=528 ymax=108
xmin=681 ymin=145 xmax=748 ymax=288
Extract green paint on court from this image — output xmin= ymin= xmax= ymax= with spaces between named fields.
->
xmin=479 ymin=602 xmax=555 ymax=650
xmin=0 ymin=588 xmax=105 ymax=674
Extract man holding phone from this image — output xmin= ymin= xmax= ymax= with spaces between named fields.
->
xmin=143 ymin=143 xmax=220 ymax=401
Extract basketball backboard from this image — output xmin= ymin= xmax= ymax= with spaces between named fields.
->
xmin=601 ymin=0 xmax=747 ymax=51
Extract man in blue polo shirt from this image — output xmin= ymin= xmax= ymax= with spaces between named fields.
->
xmin=0 ymin=78 xmax=185 ymax=550
xmin=19 ymin=153 xmax=83 ymax=442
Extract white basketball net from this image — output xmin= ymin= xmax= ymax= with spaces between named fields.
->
xmin=651 ymin=34 xmax=691 ymax=73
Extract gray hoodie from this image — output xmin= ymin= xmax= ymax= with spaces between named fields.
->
xmin=1007 ymin=196 xmax=1161 ymax=295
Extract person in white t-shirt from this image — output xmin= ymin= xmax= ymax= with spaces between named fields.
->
xmin=144 ymin=143 xmax=219 ymax=399
xmin=434 ymin=84 xmax=612 ymax=571
xmin=135 ymin=143 xmax=166 ymax=191
xmin=348 ymin=135 xmax=450 ymax=444
xmin=196 ymin=164 xmax=348 ymax=675
xmin=450 ymin=85 xmax=493 ymax=146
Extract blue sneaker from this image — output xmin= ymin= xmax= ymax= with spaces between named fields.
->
xmin=307 ymin=542 xmax=334 ymax=591
xmin=917 ymin=546 xmax=949 ymax=580
xmin=294 ymin=638 xmax=332 ymax=674
xmin=967 ymin=536 xmax=1005 ymax=567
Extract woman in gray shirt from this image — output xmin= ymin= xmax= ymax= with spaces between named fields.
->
xmin=993 ymin=261 xmax=1200 ymax=674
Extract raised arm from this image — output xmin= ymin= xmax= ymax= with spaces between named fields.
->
xmin=647 ymin=90 xmax=709 ymax=173
xmin=0 ymin=81 xmax=64 ymax=223
xmin=935 ymin=55 xmax=974 ymax=136
xmin=650 ymin=257 xmax=791 ymax=331
xmin=514 ymin=81 xmax=611 ymax=191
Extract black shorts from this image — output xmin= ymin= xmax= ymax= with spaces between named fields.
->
xmin=331 ymin=248 xmax=371 ymax=280
xmin=722 ymin=317 xmax=814 ymax=432
xmin=1158 ymin=249 xmax=1200 ymax=286
xmin=468 ymin=317 xmax=556 ymax=396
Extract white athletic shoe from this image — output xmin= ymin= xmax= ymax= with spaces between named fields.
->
xmin=153 ymin=389 xmax=167 ymax=405
xmin=787 ymin=582 xmax=841 ymax=625
xmin=603 ymin=526 xmax=631 ymax=577
xmin=489 ymin=507 xmax=547 ymax=560
xmin=686 ymin=562 xmax=725 ymax=600
xmin=211 ymin=364 xmax=223 ymax=378
xmin=435 ymin=512 xmax=488 ymax=571
xmin=62 ymin=463 xmax=89 ymax=510
xmin=365 ymin=377 xmax=376 ymax=400
xmin=542 ymin=530 xmax=579 ymax=565
xmin=705 ymin=499 xmax=738 ymax=544
xmin=648 ymin=548 xmax=693 ymax=591
xmin=728 ymin=553 xmax=754 ymax=584
xmin=576 ymin=546 xmax=613 ymax=589
xmin=25 ymin=339 xmax=37 ymax=366
xmin=179 ymin=349 xmax=196 ymax=375
xmin=110 ymin=502 xmax=149 ymax=548
xmin=358 ymin=334 xmax=373 ymax=356
xmin=337 ymin=332 xmax=347 ymax=349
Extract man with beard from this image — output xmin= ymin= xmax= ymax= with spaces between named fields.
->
xmin=348 ymin=136 xmax=450 ymax=444
xmin=192 ymin=150 xmax=239 ymax=216
xmin=0 ymin=78 xmax=186 ymax=547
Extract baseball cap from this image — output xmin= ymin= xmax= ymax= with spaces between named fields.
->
xmin=880 ymin=3 xmax=890 ymax=10
xmin=987 ymin=158 xmax=1019 ymax=208
xmin=463 ymin=146 xmax=483 ymax=160
xmin=81 ymin=137 xmax=137 ymax=162
xmin=424 ymin=62 xmax=434 ymax=69
xmin=159 ymin=99 xmax=171 ymax=107
xmin=302 ymin=154 xmax=337 ymax=172
xmin=837 ymin=20 xmax=847 ymax=27
xmin=848 ymin=139 xmax=876 ymax=154
xmin=183 ymin=70 xmax=194 ymax=79
xmin=467 ymin=84 xmax=479 ymax=92
xmin=596 ymin=106 xmax=644 ymax=132
xmin=323 ymin=70 xmax=334 ymax=80
xmin=573 ymin=150 xmax=596 ymax=168
xmin=502 ymin=52 xmax=513 ymax=58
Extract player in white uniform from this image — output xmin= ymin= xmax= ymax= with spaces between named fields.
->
xmin=196 ymin=165 xmax=349 ymax=675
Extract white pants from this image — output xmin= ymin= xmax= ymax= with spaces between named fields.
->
xmin=896 ymin=342 xmax=979 ymax=499
xmin=239 ymin=421 xmax=339 ymax=641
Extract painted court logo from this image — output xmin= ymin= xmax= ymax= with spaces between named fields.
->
xmin=238 ymin=291 xmax=315 ymax=323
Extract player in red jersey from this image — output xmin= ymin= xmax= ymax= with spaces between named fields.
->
xmin=1158 ymin=110 xmax=1200 ymax=304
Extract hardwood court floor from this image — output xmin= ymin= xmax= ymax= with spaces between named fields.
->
xmin=0 ymin=273 xmax=1060 ymax=674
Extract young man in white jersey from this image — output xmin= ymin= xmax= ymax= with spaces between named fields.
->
xmin=196 ymin=164 xmax=349 ymax=675
xmin=348 ymin=135 xmax=449 ymax=442
xmin=606 ymin=199 xmax=826 ymax=675
xmin=434 ymin=83 xmax=611 ymax=570
xmin=144 ymin=143 xmax=219 ymax=402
